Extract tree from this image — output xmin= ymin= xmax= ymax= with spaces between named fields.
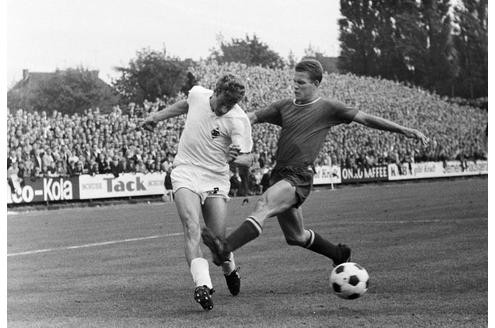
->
xmin=210 ymin=34 xmax=284 ymax=69
xmin=113 ymin=48 xmax=195 ymax=104
xmin=374 ymin=0 xmax=419 ymax=82
xmin=453 ymin=0 xmax=487 ymax=98
xmin=392 ymin=1 xmax=428 ymax=84
xmin=303 ymin=45 xmax=339 ymax=73
xmin=338 ymin=0 xmax=381 ymax=76
xmin=338 ymin=0 xmax=461 ymax=97
xmin=286 ymin=50 xmax=298 ymax=69
xmin=7 ymin=67 xmax=118 ymax=114
xmin=419 ymin=0 xmax=458 ymax=94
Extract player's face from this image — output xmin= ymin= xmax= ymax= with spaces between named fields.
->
xmin=293 ymin=71 xmax=319 ymax=102
xmin=211 ymin=92 xmax=232 ymax=116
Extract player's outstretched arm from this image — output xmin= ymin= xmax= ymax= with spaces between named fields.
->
xmin=352 ymin=111 xmax=429 ymax=145
xmin=141 ymin=100 xmax=189 ymax=131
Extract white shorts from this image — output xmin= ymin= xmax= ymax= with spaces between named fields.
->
xmin=171 ymin=164 xmax=230 ymax=204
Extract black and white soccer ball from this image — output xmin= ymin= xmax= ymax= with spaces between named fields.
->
xmin=330 ymin=262 xmax=369 ymax=300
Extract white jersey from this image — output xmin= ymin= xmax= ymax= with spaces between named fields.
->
xmin=173 ymin=86 xmax=253 ymax=174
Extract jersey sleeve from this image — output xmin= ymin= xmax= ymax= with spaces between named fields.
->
xmin=327 ymin=100 xmax=359 ymax=124
xmin=186 ymin=85 xmax=201 ymax=105
xmin=230 ymin=116 xmax=253 ymax=153
xmin=254 ymin=100 xmax=284 ymax=126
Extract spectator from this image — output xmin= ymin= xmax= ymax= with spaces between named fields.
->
xmin=135 ymin=160 xmax=148 ymax=174
xmin=229 ymin=168 xmax=242 ymax=197
xmin=260 ymin=167 xmax=271 ymax=193
xmin=17 ymin=161 xmax=30 ymax=183
xmin=6 ymin=62 xmax=487 ymax=182
xmin=7 ymin=149 xmax=17 ymax=169
xmin=162 ymin=167 xmax=174 ymax=202
xmin=7 ymin=162 xmax=22 ymax=195
xmin=88 ymin=159 xmax=99 ymax=176
xmin=33 ymin=149 xmax=43 ymax=170
xmin=31 ymin=166 xmax=43 ymax=179
xmin=237 ymin=166 xmax=250 ymax=196
xmin=42 ymin=148 xmax=54 ymax=171
xmin=118 ymin=156 xmax=129 ymax=173
xmin=73 ymin=161 xmax=86 ymax=176
xmin=110 ymin=156 xmax=122 ymax=177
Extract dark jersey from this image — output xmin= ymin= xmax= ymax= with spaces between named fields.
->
xmin=255 ymin=98 xmax=358 ymax=167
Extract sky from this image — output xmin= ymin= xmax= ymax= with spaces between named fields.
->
xmin=7 ymin=0 xmax=342 ymax=85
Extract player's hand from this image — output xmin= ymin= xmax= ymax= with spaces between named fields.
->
xmin=141 ymin=118 xmax=157 ymax=132
xmin=405 ymin=128 xmax=429 ymax=146
xmin=227 ymin=144 xmax=241 ymax=162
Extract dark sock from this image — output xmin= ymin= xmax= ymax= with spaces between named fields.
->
xmin=225 ymin=217 xmax=262 ymax=253
xmin=307 ymin=231 xmax=340 ymax=261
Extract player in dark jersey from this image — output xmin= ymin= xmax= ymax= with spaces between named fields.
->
xmin=202 ymin=59 xmax=429 ymax=269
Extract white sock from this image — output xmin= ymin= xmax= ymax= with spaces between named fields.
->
xmin=222 ymin=252 xmax=236 ymax=276
xmin=190 ymin=257 xmax=213 ymax=289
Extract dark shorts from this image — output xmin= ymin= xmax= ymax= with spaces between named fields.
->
xmin=269 ymin=165 xmax=314 ymax=208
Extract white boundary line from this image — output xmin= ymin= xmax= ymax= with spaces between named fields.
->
xmin=7 ymin=217 xmax=486 ymax=258
xmin=338 ymin=217 xmax=487 ymax=225
xmin=7 ymin=232 xmax=184 ymax=257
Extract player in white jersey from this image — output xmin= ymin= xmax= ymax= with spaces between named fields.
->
xmin=142 ymin=74 xmax=254 ymax=311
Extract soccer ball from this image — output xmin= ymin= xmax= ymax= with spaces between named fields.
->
xmin=330 ymin=262 xmax=369 ymax=300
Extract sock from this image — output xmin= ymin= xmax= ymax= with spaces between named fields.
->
xmin=305 ymin=230 xmax=340 ymax=261
xmin=190 ymin=257 xmax=213 ymax=289
xmin=221 ymin=252 xmax=236 ymax=276
xmin=303 ymin=229 xmax=316 ymax=248
xmin=225 ymin=217 xmax=263 ymax=253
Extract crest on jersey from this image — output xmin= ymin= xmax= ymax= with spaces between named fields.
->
xmin=206 ymin=187 xmax=220 ymax=196
xmin=211 ymin=127 xmax=220 ymax=139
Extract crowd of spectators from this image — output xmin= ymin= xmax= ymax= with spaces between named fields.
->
xmin=191 ymin=61 xmax=487 ymax=169
xmin=7 ymin=61 xmax=488 ymax=195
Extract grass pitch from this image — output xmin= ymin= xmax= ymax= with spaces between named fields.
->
xmin=8 ymin=177 xmax=487 ymax=327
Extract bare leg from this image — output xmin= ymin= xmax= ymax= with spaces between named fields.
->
xmin=202 ymin=179 xmax=351 ymax=266
xmin=202 ymin=197 xmax=236 ymax=273
xmin=203 ymin=180 xmax=299 ymax=258
xmin=203 ymin=196 xmax=241 ymax=296
xmin=276 ymin=207 xmax=311 ymax=246
xmin=174 ymin=188 xmax=204 ymax=264
xmin=277 ymin=207 xmax=351 ymax=264
xmin=174 ymin=188 xmax=212 ymax=289
xmin=202 ymin=197 xmax=228 ymax=237
xmin=245 ymin=179 xmax=299 ymax=228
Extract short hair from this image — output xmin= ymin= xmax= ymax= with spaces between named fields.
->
xmin=214 ymin=74 xmax=246 ymax=109
xmin=295 ymin=59 xmax=323 ymax=83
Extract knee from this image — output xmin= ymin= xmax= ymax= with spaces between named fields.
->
xmin=182 ymin=219 xmax=201 ymax=240
xmin=254 ymin=197 xmax=267 ymax=211
xmin=285 ymin=234 xmax=307 ymax=247
xmin=254 ymin=195 xmax=286 ymax=214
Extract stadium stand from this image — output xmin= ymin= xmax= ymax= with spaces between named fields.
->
xmin=7 ymin=62 xmax=487 ymax=195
